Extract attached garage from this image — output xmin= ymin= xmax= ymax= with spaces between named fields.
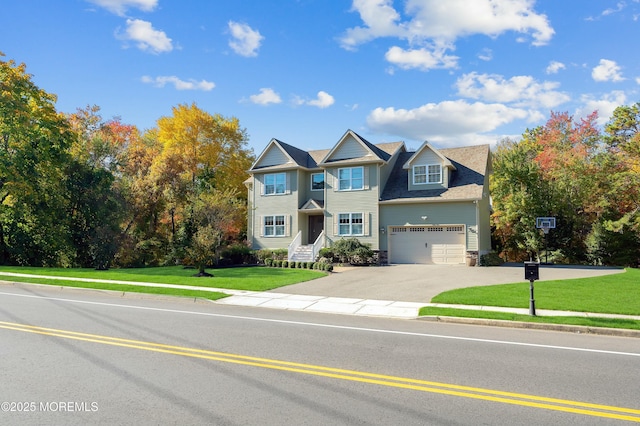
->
xmin=388 ymin=225 xmax=466 ymax=264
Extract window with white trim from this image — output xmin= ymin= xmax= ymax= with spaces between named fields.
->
xmin=338 ymin=213 xmax=363 ymax=236
xmin=427 ymin=164 xmax=442 ymax=183
xmin=413 ymin=165 xmax=427 ymax=184
xmin=413 ymin=164 xmax=442 ymax=184
xmin=263 ymin=215 xmax=285 ymax=236
xmin=338 ymin=167 xmax=363 ymax=191
xmin=264 ymin=173 xmax=286 ymax=195
xmin=311 ymin=173 xmax=324 ymax=191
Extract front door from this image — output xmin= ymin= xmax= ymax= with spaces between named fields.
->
xmin=308 ymin=215 xmax=324 ymax=244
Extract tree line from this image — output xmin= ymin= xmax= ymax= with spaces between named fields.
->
xmin=1 ymin=53 xmax=254 ymax=269
xmin=491 ymin=107 xmax=640 ymax=266
xmin=3 ymin=53 xmax=639 ymax=269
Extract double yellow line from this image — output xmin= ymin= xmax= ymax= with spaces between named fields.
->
xmin=2 ymin=320 xmax=639 ymax=422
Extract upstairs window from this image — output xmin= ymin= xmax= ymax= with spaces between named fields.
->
xmin=413 ymin=164 xmax=442 ymax=184
xmin=264 ymin=173 xmax=286 ymax=195
xmin=311 ymin=173 xmax=324 ymax=191
xmin=428 ymin=164 xmax=442 ymax=183
xmin=338 ymin=167 xmax=363 ymax=191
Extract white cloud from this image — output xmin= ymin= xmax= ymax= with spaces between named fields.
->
xmin=308 ymin=91 xmax=335 ymax=108
xmin=249 ymin=88 xmax=282 ymax=105
xmin=545 ymin=61 xmax=566 ymax=74
xmin=121 ymin=19 xmax=172 ymax=53
xmin=294 ymin=91 xmax=335 ymax=108
xmin=340 ymin=0 xmax=554 ymax=70
xmin=141 ymin=76 xmax=215 ymax=91
xmin=455 ymin=72 xmax=570 ymax=109
xmin=366 ymin=100 xmax=530 ymax=147
xmin=385 ymin=45 xmax=459 ymax=70
xmin=86 ymin=0 xmax=157 ymax=16
xmin=575 ymin=91 xmax=627 ymax=126
xmin=636 ymin=76 xmax=640 ymax=85
xmin=592 ymin=59 xmax=624 ymax=82
xmin=477 ymin=48 xmax=493 ymax=61
xmin=228 ymin=21 xmax=263 ymax=57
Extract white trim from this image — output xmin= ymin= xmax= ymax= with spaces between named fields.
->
xmin=311 ymin=172 xmax=324 ymax=191
xmin=337 ymin=166 xmax=365 ymax=191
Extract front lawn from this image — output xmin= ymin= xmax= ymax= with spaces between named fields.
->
xmin=0 ymin=265 xmax=326 ymax=292
xmin=430 ymin=268 xmax=640 ymax=315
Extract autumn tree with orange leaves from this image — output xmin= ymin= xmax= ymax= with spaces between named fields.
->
xmin=491 ymin=109 xmax=640 ymax=266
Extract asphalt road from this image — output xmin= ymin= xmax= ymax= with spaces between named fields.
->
xmin=1 ymin=284 xmax=639 ymax=425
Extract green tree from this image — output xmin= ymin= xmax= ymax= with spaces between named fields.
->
xmin=0 ymin=53 xmax=76 ymax=265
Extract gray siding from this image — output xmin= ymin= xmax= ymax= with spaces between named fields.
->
xmin=330 ymin=135 xmax=368 ymax=160
xmin=325 ymin=164 xmax=380 ymax=249
xmin=407 ymin=148 xmax=449 ymax=191
xmin=255 ymin=146 xmax=290 ymax=168
xmin=250 ymin=171 xmax=300 ymax=250
xmin=379 ymin=201 xmax=478 ymax=251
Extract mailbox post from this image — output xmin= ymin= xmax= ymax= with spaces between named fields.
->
xmin=524 ymin=261 xmax=540 ymax=316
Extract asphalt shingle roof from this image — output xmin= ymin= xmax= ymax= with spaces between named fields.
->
xmin=380 ymin=144 xmax=490 ymax=202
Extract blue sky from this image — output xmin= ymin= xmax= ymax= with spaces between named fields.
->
xmin=3 ymin=0 xmax=640 ymax=153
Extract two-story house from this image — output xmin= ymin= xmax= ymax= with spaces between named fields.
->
xmin=245 ymin=129 xmax=491 ymax=264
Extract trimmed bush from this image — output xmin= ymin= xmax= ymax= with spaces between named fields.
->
xmin=479 ymin=252 xmax=505 ymax=266
xmin=289 ymin=261 xmax=296 ymax=268
xmin=281 ymin=260 xmax=288 ymax=268
xmin=265 ymin=258 xmax=273 ymax=267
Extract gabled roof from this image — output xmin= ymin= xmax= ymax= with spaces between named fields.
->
xmin=403 ymin=141 xmax=456 ymax=170
xmin=380 ymin=144 xmax=490 ymax=203
xmin=318 ymin=129 xmax=397 ymax=165
xmin=300 ymin=199 xmax=324 ymax=211
xmin=250 ymin=138 xmax=321 ymax=171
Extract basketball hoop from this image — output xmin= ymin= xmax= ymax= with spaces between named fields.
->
xmin=536 ymin=217 xmax=556 ymax=233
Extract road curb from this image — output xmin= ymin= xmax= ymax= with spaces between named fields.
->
xmin=419 ymin=315 xmax=640 ymax=338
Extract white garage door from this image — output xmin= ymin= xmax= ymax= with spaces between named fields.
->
xmin=389 ymin=226 xmax=465 ymax=264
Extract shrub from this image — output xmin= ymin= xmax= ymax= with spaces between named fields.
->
xmin=479 ymin=252 xmax=505 ymax=266
xmin=220 ymin=243 xmax=254 ymax=265
xmin=272 ymin=249 xmax=288 ymax=260
xmin=289 ymin=261 xmax=296 ymax=268
xmin=282 ymin=260 xmax=288 ymax=268
xmin=318 ymin=247 xmax=335 ymax=262
xmin=255 ymin=249 xmax=273 ymax=264
xmin=264 ymin=258 xmax=273 ymax=267
xmin=324 ymin=263 xmax=334 ymax=272
xmin=331 ymin=238 xmax=374 ymax=265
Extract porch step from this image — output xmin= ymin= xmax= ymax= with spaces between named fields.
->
xmin=289 ymin=245 xmax=315 ymax=262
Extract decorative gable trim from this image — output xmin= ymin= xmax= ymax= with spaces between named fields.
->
xmin=402 ymin=141 xmax=456 ymax=171
xmin=250 ymin=138 xmax=297 ymax=171
xmin=300 ymin=199 xmax=324 ymax=211
xmin=319 ymin=129 xmax=388 ymax=165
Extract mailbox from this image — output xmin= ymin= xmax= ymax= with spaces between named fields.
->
xmin=524 ymin=261 xmax=540 ymax=281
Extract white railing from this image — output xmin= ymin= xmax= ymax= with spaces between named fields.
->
xmin=311 ymin=230 xmax=325 ymax=261
xmin=288 ymin=231 xmax=302 ymax=261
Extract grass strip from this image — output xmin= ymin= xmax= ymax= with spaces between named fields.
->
xmin=0 ymin=276 xmax=229 ymax=301
xmin=431 ymin=268 xmax=640 ymax=315
xmin=0 ymin=265 xmax=326 ymax=291
xmin=419 ymin=307 xmax=640 ymax=330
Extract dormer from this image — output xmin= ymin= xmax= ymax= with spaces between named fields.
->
xmin=402 ymin=141 xmax=456 ymax=191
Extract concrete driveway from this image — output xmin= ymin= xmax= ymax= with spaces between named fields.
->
xmin=269 ymin=264 xmax=624 ymax=303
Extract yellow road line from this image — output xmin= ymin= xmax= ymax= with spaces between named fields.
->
xmin=2 ymin=320 xmax=639 ymax=422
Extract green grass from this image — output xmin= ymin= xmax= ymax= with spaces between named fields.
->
xmin=419 ymin=307 xmax=640 ymax=331
xmin=431 ymin=268 xmax=640 ymax=315
xmin=1 ymin=276 xmax=230 ymax=301
xmin=0 ymin=265 xmax=326 ymax=292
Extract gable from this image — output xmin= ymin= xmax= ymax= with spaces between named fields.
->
xmin=254 ymin=144 xmax=291 ymax=168
xmin=403 ymin=141 xmax=455 ymax=171
xmin=320 ymin=129 xmax=390 ymax=165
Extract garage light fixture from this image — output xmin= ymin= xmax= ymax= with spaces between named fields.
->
xmin=421 ymin=215 xmax=428 ymax=221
